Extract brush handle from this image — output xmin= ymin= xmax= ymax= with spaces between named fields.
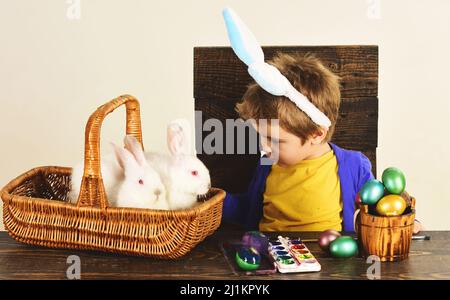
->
xmin=300 ymin=235 xmax=431 ymax=244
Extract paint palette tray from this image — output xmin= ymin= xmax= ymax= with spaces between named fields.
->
xmin=269 ymin=236 xmax=321 ymax=273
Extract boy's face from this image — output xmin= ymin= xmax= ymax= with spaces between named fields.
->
xmin=257 ymin=123 xmax=326 ymax=167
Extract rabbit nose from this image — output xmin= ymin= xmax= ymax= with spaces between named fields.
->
xmin=154 ymin=188 xmax=162 ymax=196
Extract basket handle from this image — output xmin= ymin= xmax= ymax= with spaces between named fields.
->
xmin=76 ymin=95 xmax=144 ymax=209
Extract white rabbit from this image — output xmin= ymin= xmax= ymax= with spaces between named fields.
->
xmin=143 ymin=121 xmax=211 ymax=210
xmin=68 ymin=145 xmax=123 ymax=207
xmin=118 ymin=136 xmax=169 ymax=209
xmin=68 ymin=138 xmax=169 ymax=210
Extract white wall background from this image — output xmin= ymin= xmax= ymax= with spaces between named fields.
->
xmin=1 ymin=0 xmax=449 ymax=230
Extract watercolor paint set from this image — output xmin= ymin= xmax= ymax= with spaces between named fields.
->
xmin=220 ymin=235 xmax=321 ymax=275
xmin=269 ymin=236 xmax=321 ymax=273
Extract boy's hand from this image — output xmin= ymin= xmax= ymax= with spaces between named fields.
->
xmin=413 ymin=220 xmax=423 ymax=234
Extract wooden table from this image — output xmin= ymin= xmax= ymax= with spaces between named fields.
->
xmin=0 ymin=224 xmax=449 ymax=280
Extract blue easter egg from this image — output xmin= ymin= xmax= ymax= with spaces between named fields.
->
xmin=360 ymin=179 xmax=385 ymax=205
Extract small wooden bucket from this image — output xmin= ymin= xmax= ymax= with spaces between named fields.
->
xmin=356 ymin=192 xmax=416 ymax=262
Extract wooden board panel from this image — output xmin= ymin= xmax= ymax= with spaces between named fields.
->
xmin=194 ymin=46 xmax=378 ymax=100
xmin=197 ymin=154 xmax=260 ymax=193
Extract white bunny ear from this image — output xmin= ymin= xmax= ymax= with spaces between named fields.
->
xmin=222 ymin=7 xmax=264 ymax=66
xmin=124 ymin=135 xmax=147 ymax=167
xmin=112 ymin=142 xmax=139 ymax=176
xmin=167 ymin=120 xmax=191 ymax=156
xmin=222 ymin=7 xmax=332 ymax=129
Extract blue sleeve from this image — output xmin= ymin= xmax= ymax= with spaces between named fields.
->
xmin=221 ymin=160 xmax=263 ymax=227
xmin=343 ymin=152 xmax=376 ymax=232
xmin=357 ymin=152 xmax=375 ymax=192
xmin=222 ymin=192 xmax=249 ymax=226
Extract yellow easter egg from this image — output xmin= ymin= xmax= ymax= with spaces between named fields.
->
xmin=376 ymin=194 xmax=407 ymax=216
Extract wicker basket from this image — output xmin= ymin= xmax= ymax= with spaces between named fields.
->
xmin=1 ymin=95 xmax=226 ymax=259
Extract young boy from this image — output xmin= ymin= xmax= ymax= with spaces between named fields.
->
xmin=222 ymin=53 xmax=372 ymax=232
xmin=221 ymin=7 xmax=421 ymax=233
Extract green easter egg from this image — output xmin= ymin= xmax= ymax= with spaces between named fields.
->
xmin=329 ymin=236 xmax=358 ymax=258
xmin=235 ymin=247 xmax=261 ymax=271
xmin=382 ymin=167 xmax=406 ymax=195
xmin=359 ymin=179 xmax=385 ymax=205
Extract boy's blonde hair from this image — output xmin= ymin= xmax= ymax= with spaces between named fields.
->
xmin=236 ymin=53 xmax=341 ymax=143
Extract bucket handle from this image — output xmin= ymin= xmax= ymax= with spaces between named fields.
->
xmin=75 ymin=95 xmax=144 ymax=209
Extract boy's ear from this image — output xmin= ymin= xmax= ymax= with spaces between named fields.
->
xmin=310 ymin=127 xmax=328 ymax=145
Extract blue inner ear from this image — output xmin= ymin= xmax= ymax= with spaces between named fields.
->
xmin=222 ymin=8 xmax=257 ymax=66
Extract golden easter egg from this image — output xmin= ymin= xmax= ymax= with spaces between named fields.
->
xmin=376 ymin=194 xmax=407 ymax=216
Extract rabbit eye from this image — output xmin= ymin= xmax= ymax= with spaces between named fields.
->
xmin=138 ymin=179 xmax=144 ymax=185
xmin=191 ymin=170 xmax=198 ymax=176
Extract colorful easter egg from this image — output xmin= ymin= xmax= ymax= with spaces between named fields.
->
xmin=329 ymin=236 xmax=358 ymax=258
xmin=241 ymin=231 xmax=269 ymax=254
xmin=376 ymin=194 xmax=407 ymax=216
xmin=235 ymin=246 xmax=261 ymax=271
xmin=318 ymin=229 xmax=342 ymax=251
xmin=382 ymin=167 xmax=406 ymax=195
xmin=355 ymin=193 xmax=361 ymax=205
xmin=359 ymin=179 xmax=385 ymax=205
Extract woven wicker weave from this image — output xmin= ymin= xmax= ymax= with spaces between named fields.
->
xmin=0 ymin=95 xmax=225 ymax=258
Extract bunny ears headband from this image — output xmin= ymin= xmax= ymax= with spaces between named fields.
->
xmin=222 ymin=7 xmax=331 ymax=129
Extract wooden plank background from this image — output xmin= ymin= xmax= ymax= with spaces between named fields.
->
xmin=194 ymin=46 xmax=378 ymax=193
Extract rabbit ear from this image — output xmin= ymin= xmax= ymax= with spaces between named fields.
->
xmin=222 ymin=7 xmax=264 ymax=66
xmin=167 ymin=121 xmax=190 ymax=156
xmin=124 ymin=135 xmax=147 ymax=167
xmin=111 ymin=142 xmax=140 ymax=176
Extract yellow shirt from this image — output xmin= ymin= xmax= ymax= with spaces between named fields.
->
xmin=259 ymin=149 xmax=342 ymax=232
